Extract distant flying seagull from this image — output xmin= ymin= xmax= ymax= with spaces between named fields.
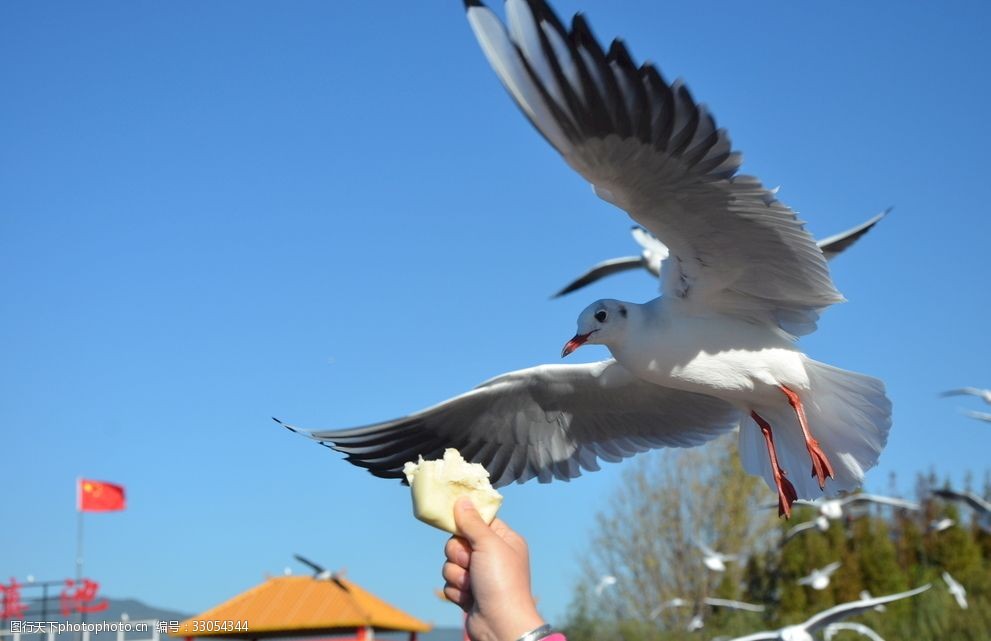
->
xmin=687 ymin=614 xmax=705 ymax=632
xmin=283 ymin=0 xmax=892 ymax=522
xmin=704 ymin=597 xmax=766 ymax=613
xmin=724 ymin=585 xmax=930 ymax=641
xmin=697 ymin=541 xmax=741 ymax=572
xmin=595 ymin=574 xmax=617 ymax=596
xmin=928 ymin=517 xmax=954 ymax=533
xmin=824 ymin=622 xmax=885 ymax=641
xmin=554 ymin=211 xmax=888 ymax=298
xmin=932 ymin=488 xmax=991 ymax=532
xmin=293 ymin=554 xmax=348 ymax=590
xmin=942 ymin=571 xmax=968 ymax=609
xmin=782 ymin=515 xmax=830 ymax=544
xmin=798 ymin=561 xmax=842 ymax=590
xmin=649 ymin=597 xmax=690 ymax=619
xmin=940 ymin=387 xmax=991 ymax=404
xmin=796 ymin=494 xmax=920 ymax=520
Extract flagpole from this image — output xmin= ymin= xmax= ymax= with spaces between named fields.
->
xmin=76 ymin=477 xmax=84 ymax=581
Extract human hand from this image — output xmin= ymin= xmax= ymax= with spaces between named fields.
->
xmin=442 ymin=498 xmax=546 ymax=641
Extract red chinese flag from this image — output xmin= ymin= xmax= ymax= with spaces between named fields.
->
xmin=78 ymin=479 xmax=126 ymax=512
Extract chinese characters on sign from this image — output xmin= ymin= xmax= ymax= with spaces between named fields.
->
xmin=59 ymin=579 xmax=109 ymax=618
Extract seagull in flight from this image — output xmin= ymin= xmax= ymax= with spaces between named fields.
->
xmin=932 ymin=488 xmax=991 ymax=532
xmin=280 ymin=0 xmax=893 ymax=519
xmin=942 ymin=571 xmax=968 ymax=609
xmin=594 ymin=574 xmax=617 ymax=596
xmin=824 ymin=622 xmax=885 ymax=641
xmin=554 ymin=211 xmax=889 ymax=299
xmin=704 ymin=597 xmax=766 ymax=613
xmin=798 ymin=561 xmax=842 ymax=590
xmin=724 ymin=585 xmax=930 ymax=641
xmin=783 ymin=494 xmax=917 ymax=543
xmin=697 ymin=541 xmax=741 ymax=572
xmin=941 ymin=387 xmax=991 ymax=404
xmin=928 ymin=517 xmax=954 ymax=533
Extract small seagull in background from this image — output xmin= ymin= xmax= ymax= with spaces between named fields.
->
xmin=796 ymin=494 xmax=920 ymax=521
xmin=704 ymin=597 xmax=766 ymax=613
xmin=553 ymin=210 xmax=890 ymax=298
xmin=928 ymin=517 xmax=955 ymax=533
xmin=942 ymin=571 xmax=968 ymax=609
xmin=649 ymin=597 xmax=689 ymax=619
xmin=941 ymin=387 xmax=991 ymax=405
xmin=932 ymin=488 xmax=991 ymax=532
xmin=594 ymin=574 xmax=617 ymax=596
xmin=858 ymin=591 xmax=885 ymax=612
xmin=824 ymin=622 xmax=886 ymax=641
xmin=798 ymin=561 xmax=842 ymax=590
xmin=963 ymin=410 xmax=991 ymax=423
xmin=782 ymin=515 xmax=830 ymax=544
xmin=687 ymin=614 xmax=705 ymax=632
xmin=697 ymin=541 xmax=741 ymax=572
xmin=724 ymin=585 xmax=930 ymax=641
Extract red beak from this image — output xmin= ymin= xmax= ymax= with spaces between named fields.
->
xmin=561 ymin=332 xmax=594 ymax=358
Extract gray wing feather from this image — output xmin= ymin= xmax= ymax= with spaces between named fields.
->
xmin=553 ymin=256 xmax=646 ymax=297
xmin=466 ymin=0 xmax=843 ymax=336
xmin=284 ymin=360 xmax=741 ymax=487
xmin=817 ymin=208 xmax=890 ymax=260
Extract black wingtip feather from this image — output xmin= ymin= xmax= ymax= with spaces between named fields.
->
xmin=464 ymin=0 xmax=484 ymax=8
xmin=273 ymin=417 xmax=299 ymax=433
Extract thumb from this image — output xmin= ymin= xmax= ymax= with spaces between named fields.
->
xmin=453 ymin=497 xmax=491 ymax=544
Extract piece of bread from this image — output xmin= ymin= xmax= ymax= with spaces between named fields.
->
xmin=403 ymin=449 xmax=503 ymax=534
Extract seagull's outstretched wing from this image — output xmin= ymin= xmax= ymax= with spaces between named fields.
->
xmin=553 ymin=255 xmax=645 ymax=297
xmin=933 ymin=489 xmax=991 ymax=514
xmin=783 ymin=519 xmax=822 ymax=544
xmin=280 ymin=360 xmax=740 ymax=487
xmin=465 ymin=0 xmax=842 ymax=336
xmin=824 ymin=622 xmax=886 ymax=641
xmin=802 ymin=584 xmax=931 ymax=632
xmin=842 ymin=494 xmax=920 ymax=511
xmin=940 ymin=387 xmax=988 ymax=398
xmin=704 ymin=597 xmax=765 ymax=613
xmin=816 ymin=209 xmax=889 ymax=260
xmin=723 ymin=632 xmax=779 ymax=641
xmin=964 ymin=410 xmax=991 ymax=423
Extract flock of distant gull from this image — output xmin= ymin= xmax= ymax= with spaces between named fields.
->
xmin=276 ymin=0 xmax=987 ymax=637
xmin=591 ymin=484 xmax=987 ymax=638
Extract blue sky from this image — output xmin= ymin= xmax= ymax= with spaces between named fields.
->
xmin=3 ymin=0 xmax=990 ymax=630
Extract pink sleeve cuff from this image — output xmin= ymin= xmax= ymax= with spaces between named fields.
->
xmin=540 ymin=634 xmax=566 ymax=641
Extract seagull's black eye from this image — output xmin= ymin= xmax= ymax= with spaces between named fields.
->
xmin=595 ymin=310 xmax=608 ymax=323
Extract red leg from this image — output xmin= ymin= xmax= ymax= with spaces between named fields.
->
xmin=750 ymin=411 xmax=798 ymax=519
xmin=779 ymin=385 xmax=835 ymax=490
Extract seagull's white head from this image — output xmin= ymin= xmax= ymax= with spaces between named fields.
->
xmin=562 ymin=299 xmax=632 ymax=357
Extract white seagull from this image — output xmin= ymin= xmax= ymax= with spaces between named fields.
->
xmin=858 ymin=591 xmax=885 ymax=612
xmin=280 ymin=0 xmax=893 ymax=519
xmin=941 ymin=387 xmax=991 ymax=405
xmin=823 ymin=622 xmax=885 ymax=641
xmin=594 ymin=574 xmax=617 ymax=596
xmin=796 ymin=494 xmax=920 ymax=520
xmin=933 ymin=488 xmax=991 ymax=532
xmin=928 ymin=517 xmax=954 ymax=533
xmin=798 ymin=561 xmax=842 ymax=590
xmin=724 ymin=585 xmax=930 ymax=641
xmin=782 ymin=515 xmax=830 ymax=544
xmin=649 ymin=597 xmax=689 ymax=619
xmin=942 ymin=571 xmax=968 ymax=609
xmin=704 ymin=597 xmax=766 ymax=613
xmin=554 ymin=211 xmax=888 ymax=298
xmin=697 ymin=541 xmax=741 ymax=572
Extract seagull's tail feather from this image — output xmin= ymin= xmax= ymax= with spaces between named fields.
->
xmin=740 ymin=358 xmax=891 ymax=499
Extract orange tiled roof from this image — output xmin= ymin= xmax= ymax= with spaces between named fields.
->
xmin=171 ymin=576 xmax=431 ymax=638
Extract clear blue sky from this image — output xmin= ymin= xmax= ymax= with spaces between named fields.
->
xmin=3 ymin=0 xmax=990 ymax=630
